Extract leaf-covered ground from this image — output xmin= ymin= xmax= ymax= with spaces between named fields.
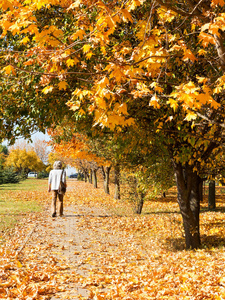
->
xmin=1 ymin=180 xmax=225 ymax=299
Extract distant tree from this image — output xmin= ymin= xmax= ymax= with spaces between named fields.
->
xmin=0 ymin=144 xmax=8 ymax=169
xmin=5 ymin=149 xmax=45 ymax=176
xmin=33 ymin=138 xmax=50 ymax=165
xmin=0 ymin=144 xmax=20 ymax=184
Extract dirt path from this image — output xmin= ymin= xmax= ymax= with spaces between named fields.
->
xmin=49 ymin=205 xmax=115 ymax=299
xmin=17 ymin=181 xmax=147 ymax=299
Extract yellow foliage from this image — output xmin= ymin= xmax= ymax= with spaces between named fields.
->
xmin=157 ymin=6 xmax=177 ymax=22
xmin=83 ymin=44 xmax=91 ymax=53
xmin=66 ymin=58 xmax=79 ymax=67
xmin=6 ymin=149 xmax=44 ymax=173
xmin=42 ymin=85 xmax=54 ymax=94
xmin=149 ymin=94 xmax=160 ymax=109
xmin=185 ymin=111 xmax=197 ymax=122
xmin=3 ymin=65 xmax=16 ymax=75
xmin=71 ymin=29 xmax=86 ymax=40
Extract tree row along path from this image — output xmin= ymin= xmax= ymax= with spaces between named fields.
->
xmin=1 ymin=180 xmax=225 ymax=299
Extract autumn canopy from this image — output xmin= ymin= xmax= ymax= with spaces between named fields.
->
xmin=0 ymin=0 xmax=225 ymax=249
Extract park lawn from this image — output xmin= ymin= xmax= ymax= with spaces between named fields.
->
xmin=0 ymin=179 xmax=48 ymax=237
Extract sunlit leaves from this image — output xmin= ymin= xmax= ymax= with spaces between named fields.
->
xmin=5 ymin=148 xmax=45 ymax=174
xmin=2 ymin=65 xmax=16 ymax=75
xmin=42 ymin=85 xmax=54 ymax=94
xmin=184 ymin=111 xmax=197 ymax=122
xmin=0 ymin=0 xmax=224 ymax=135
xmin=58 ymin=81 xmax=68 ymax=90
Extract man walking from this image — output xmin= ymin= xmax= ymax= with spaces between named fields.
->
xmin=48 ymin=161 xmax=67 ymax=217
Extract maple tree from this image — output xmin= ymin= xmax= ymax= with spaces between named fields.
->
xmin=0 ymin=0 xmax=225 ymax=249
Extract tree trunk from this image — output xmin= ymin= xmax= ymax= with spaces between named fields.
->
xmin=93 ymin=169 xmax=97 ymax=188
xmin=199 ymin=180 xmax=203 ymax=202
xmin=89 ymin=169 xmax=93 ymax=184
xmin=101 ymin=166 xmax=111 ymax=194
xmin=114 ymin=164 xmax=121 ymax=200
xmin=173 ymin=162 xmax=202 ymax=250
xmin=208 ymin=180 xmax=216 ymax=210
xmin=135 ymin=193 xmax=144 ymax=214
xmin=84 ymin=171 xmax=89 ymax=182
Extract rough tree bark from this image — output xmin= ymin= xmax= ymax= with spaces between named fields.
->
xmin=173 ymin=162 xmax=202 ymax=249
xmin=101 ymin=166 xmax=111 ymax=194
xmin=84 ymin=171 xmax=89 ymax=182
xmin=93 ymin=169 xmax=98 ymax=188
xmin=89 ymin=169 xmax=93 ymax=184
xmin=208 ymin=180 xmax=216 ymax=211
xmin=135 ymin=192 xmax=145 ymax=214
xmin=114 ymin=164 xmax=121 ymax=200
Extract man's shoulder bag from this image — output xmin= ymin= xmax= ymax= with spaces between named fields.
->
xmin=58 ymin=169 xmax=66 ymax=195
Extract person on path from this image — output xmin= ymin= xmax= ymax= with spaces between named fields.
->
xmin=48 ymin=161 xmax=67 ymax=217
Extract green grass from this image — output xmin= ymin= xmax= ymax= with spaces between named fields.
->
xmin=0 ymin=179 xmax=47 ymax=236
xmin=0 ymin=178 xmax=48 ymax=191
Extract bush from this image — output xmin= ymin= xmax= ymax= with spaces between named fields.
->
xmin=77 ymin=173 xmax=84 ymax=181
xmin=0 ymin=167 xmax=20 ymax=184
xmin=37 ymin=171 xmax=49 ymax=179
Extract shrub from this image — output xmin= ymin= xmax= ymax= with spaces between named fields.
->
xmin=1 ymin=167 xmax=20 ymax=184
xmin=37 ymin=171 xmax=49 ymax=179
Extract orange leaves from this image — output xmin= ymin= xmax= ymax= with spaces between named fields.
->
xmin=167 ymin=98 xmax=178 ymax=112
xmin=98 ymin=76 xmax=109 ymax=89
xmin=66 ymin=57 xmax=79 ymax=67
xmin=33 ymin=26 xmax=64 ymax=47
xmin=149 ymin=94 xmax=160 ymax=109
xmin=0 ymin=0 xmax=224 ymax=148
xmin=170 ymin=82 xmax=221 ymax=115
xmin=0 ymin=0 xmax=14 ymax=11
xmin=20 ymin=36 xmax=30 ymax=45
xmin=1 ymin=180 xmax=225 ymax=299
xmin=2 ymin=65 xmax=16 ymax=75
xmin=199 ymin=14 xmax=225 ymax=50
xmin=120 ymin=9 xmax=133 ymax=23
xmin=184 ymin=110 xmax=197 ymax=122
xmin=71 ymin=29 xmax=86 ymax=40
xmin=58 ymin=80 xmax=68 ymax=90
xmin=182 ymin=49 xmax=197 ymax=62
xmin=83 ymin=44 xmax=91 ymax=53
xmin=199 ymin=32 xmax=216 ymax=47
xmin=211 ymin=0 xmax=225 ymax=5
xmin=131 ymin=82 xmax=152 ymax=99
xmin=157 ymin=6 xmax=177 ymax=22
xmin=67 ymin=182 xmax=225 ymax=300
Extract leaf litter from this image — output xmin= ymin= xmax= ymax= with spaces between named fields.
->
xmin=0 ymin=181 xmax=225 ymax=299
